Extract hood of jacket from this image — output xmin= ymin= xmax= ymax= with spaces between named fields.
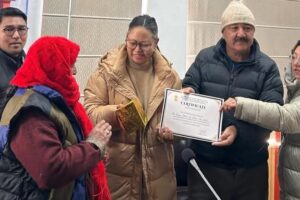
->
xmin=98 ymin=44 xmax=180 ymax=121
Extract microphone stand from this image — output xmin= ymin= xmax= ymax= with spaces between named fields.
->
xmin=190 ymin=159 xmax=221 ymax=200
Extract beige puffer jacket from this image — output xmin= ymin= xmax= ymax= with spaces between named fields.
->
xmin=233 ymin=62 xmax=300 ymax=200
xmin=84 ymin=44 xmax=181 ymax=200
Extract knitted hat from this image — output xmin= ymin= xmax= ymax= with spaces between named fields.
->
xmin=221 ymin=0 xmax=255 ymax=31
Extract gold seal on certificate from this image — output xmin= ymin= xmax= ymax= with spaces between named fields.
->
xmin=160 ymin=89 xmax=223 ymax=142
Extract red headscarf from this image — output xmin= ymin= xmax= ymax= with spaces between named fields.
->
xmin=11 ymin=36 xmax=110 ymax=200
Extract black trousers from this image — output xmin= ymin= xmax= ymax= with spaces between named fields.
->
xmin=187 ymin=160 xmax=268 ymax=200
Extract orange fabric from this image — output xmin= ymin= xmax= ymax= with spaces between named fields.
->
xmin=268 ymin=131 xmax=280 ymax=200
xmin=11 ymin=36 xmax=110 ymax=200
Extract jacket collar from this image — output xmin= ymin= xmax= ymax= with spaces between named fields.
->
xmin=100 ymin=44 xmax=173 ymax=80
xmin=99 ymin=44 xmax=177 ymax=121
xmin=217 ymin=38 xmax=259 ymax=66
xmin=0 ymin=49 xmax=25 ymax=71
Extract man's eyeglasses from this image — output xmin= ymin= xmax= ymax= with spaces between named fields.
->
xmin=3 ymin=26 xmax=29 ymax=36
xmin=125 ymin=39 xmax=153 ymax=51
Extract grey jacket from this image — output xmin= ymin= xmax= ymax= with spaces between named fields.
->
xmin=234 ymin=62 xmax=300 ymax=200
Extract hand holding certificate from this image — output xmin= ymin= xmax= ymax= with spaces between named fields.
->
xmin=160 ymin=89 xmax=223 ymax=142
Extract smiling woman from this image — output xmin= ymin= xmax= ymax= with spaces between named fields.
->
xmin=84 ymin=14 xmax=182 ymax=200
xmin=125 ymin=16 xmax=158 ymax=65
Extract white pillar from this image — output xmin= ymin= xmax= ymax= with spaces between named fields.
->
xmin=141 ymin=0 xmax=148 ymax=15
xmin=146 ymin=0 xmax=187 ymax=78
xmin=11 ymin=0 xmax=44 ymax=52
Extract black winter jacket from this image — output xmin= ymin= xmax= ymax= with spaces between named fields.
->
xmin=0 ymin=49 xmax=25 ymax=104
xmin=182 ymin=39 xmax=283 ymax=168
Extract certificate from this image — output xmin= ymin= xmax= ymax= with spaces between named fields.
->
xmin=160 ymin=89 xmax=223 ymax=142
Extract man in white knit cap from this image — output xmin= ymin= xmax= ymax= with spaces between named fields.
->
xmin=182 ymin=0 xmax=283 ymax=199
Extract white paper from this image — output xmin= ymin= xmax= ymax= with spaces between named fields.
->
xmin=160 ymin=89 xmax=223 ymax=142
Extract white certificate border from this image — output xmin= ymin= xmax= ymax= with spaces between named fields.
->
xmin=160 ymin=88 xmax=223 ymax=142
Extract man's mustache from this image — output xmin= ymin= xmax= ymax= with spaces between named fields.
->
xmin=234 ymin=37 xmax=249 ymax=43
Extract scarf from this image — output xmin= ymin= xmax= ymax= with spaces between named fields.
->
xmin=10 ymin=36 xmax=110 ymax=200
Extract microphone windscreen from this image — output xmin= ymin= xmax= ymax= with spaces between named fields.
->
xmin=182 ymin=148 xmax=195 ymax=163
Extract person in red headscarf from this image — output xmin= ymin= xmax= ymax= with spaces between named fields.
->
xmin=0 ymin=36 xmax=111 ymax=200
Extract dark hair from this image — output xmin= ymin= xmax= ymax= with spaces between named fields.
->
xmin=291 ymin=40 xmax=300 ymax=55
xmin=128 ymin=15 xmax=158 ymax=39
xmin=0 ymin=7 xmax=27 ymax=23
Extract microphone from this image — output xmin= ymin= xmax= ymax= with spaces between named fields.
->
xmin=182 ymin=148 xmax=221 ymax=200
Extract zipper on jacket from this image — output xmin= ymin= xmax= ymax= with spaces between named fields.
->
xmin=226 ymin=63 xmax=236 ymax=98
xmin=139 ymin=126 xmax=148 ymax=200
xmin=226 ymin=62 xmax=253 ymax=98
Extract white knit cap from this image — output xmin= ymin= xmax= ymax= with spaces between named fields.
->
xmin=221 ymin=0 xmax=255 ymax=31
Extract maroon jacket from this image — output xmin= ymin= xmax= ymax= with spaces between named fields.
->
xmin=11 ymin=109 xmax=100 ymax=189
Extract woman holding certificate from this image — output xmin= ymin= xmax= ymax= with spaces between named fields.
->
xmin=84 ymin=15 xmax=181 ymax=200
xmin=222 ymin=40 xmax=300 ymax=200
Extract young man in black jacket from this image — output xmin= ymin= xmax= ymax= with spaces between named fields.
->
xmin=0 ymin=7 xmax=27 ymax=104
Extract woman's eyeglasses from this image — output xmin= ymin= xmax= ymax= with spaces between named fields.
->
xmin=125 ymin=39 xmax=153 ymax=51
